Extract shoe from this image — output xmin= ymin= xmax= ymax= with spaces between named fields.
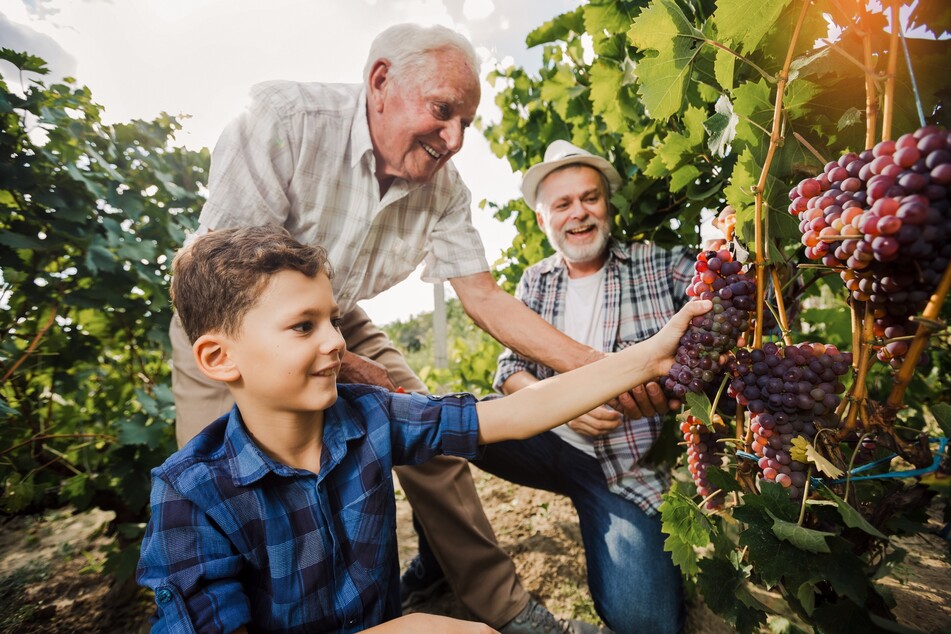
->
xmin=499 ymin=598 xmax=614 ymax=634
xmin=399 ymin=552 xmax=448 ymax=610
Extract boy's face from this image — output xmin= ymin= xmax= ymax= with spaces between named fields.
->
xmin=226 ymin=270 xmax=346 ymax=415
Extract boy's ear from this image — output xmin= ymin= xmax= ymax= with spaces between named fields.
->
xmin=193 ymin=334 xmax=241 ymax=383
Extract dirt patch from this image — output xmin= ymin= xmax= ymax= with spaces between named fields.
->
xmin=0 ymin=469 xmax=948 ymax=633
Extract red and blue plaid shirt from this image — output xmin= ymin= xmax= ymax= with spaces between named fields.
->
xmin=494 ymin=240 xmax=694 ymax=514
xmin=137 ymin=384 xmax=479 ymax=633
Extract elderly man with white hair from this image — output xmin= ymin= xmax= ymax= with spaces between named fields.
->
xmin=168 ymin=23 xmax=627 ymax=634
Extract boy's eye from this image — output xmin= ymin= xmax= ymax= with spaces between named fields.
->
xmin=292 ymin=321 xmax=314 ymax=333
xmin=331 ymin=317 xmax=344 ymax=331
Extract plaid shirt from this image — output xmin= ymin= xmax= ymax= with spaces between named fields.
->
xmin=137 ymin=384 xmax=480 ymax=634
xmin=495 ymin=240 xmax=694 ymax=514
xmin=197 ymin=80 xmax=489 ymax=315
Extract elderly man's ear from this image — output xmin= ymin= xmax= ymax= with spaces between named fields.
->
xmin=367 ymin=59 xmax=391 ymax=112
xmin=193 ymin=334 xmax=241 ymax=383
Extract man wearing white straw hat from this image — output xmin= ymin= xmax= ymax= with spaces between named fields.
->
xmin=416 ymin=139 xmax=695 ymax=633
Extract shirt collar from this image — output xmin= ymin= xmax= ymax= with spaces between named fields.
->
xmin=223 ymin=394 xmax=367 ymax=487
xmin=350 ymin=88 xmax=374 ymax=170
xmin=536 ymin=238 xmax=629 ymax=275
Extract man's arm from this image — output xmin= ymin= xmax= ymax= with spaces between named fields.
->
xmin=453 ymin=271 xmax=670 ymax=418
xmin=476 ymin=300 xmax=711 ymax=444
xmin=451 ymin=271 xmax=602 ymax=374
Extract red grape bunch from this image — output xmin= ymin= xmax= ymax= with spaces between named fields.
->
xmin=681 ymin=413 xmax=729 ymax=510
xmin=728 ymin=342 xmax=852 ymax=500
xmin=788 ymin=125 xmax=951 ymax=367
xmin=664 ymin=249 xmax=756 ymax=400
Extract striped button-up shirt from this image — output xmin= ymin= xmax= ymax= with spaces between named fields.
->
xmin=196 ymin=80 xmax=489 ymax=315
xmin=137 ymin=384 xmax=480 ymax=633
xmin=494 ymin=240 xmax=694 ymax=513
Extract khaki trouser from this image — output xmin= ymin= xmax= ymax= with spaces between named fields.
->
xmin=169 ymin=307 xmax=528 ymax=627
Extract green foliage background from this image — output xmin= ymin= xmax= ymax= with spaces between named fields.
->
xmin=2 ymin=0 xmax=951 ymax=627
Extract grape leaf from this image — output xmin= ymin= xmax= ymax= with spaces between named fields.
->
xmin=627 ymin=0 xmax=704 ymax=120
xmin=685 ymin=390 xmax=713 ymax=428
xmin=931 ymin=403 xmax=951 ymax=438
xmin=659 ymin=491 xmax=713 ymax=575
xmin=713 ymin=0 xmax=794 ymax=55
xmin=0 ymin=47 xmax=50 ymax=74
xmin=703 ymin=94 xmax=738 ymax=158
xmin=706 ymin=466 xmax=742 ymax=494
xmin=670 ymin=164 xmax=701 ymax=192
xmin=525 ymin=7 xmax=585 ymax=48
xmin=588 ymin=60 xmax=627 ymax=129
xmin=817 ymin=484 xmax=887 ymax=539
xmin=714 ymin=46 xmax=736 ymax=91
xmin=790 ymin=436 xmax=844 ymax=478
xmin=582 ymin=0 xmax=634 ymax=39
xmin=767 ymin=510 xmax=834 ymax=553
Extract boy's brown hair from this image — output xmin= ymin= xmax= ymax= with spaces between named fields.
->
xmin=171 ymin=226 xmax=332 ymax=343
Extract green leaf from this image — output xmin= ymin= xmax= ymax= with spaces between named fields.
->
xmin=588 ymin=60 xmax=626 ymax=129
xmin=627 ymin=0 xmax=704 ymax=119
xmin=0 ymin=230 xmax=47 ymax=250
xmin=60 ymin=473 xmax=94 ymax=508
xmin=685 ymin=390 xmax=713 ymax=428
xmin=0 ymin=47 xmax=50 ymax=74
xmin=796 ymin=580 xmax=816 ymax=615
xmin=670 ymin=164 xmax=700 ymax=191
xmin=703 ymin=94 xmax=738 ymax=158
xmin=818 ymin=485 xmax=887 ymax=539
xmin=117 ymin=417 xmax=168 ymax=450
xmin=706 ymin=466 xmax=742 ymax=494
xmin=713 ymin=0 xmax=794 ymax=54
xmin=85 ymin=244 xmax=116 ymax=275
xmin=931 ymin=403 xmax=951 ymax=438
xmin=767 ymin=510 xmax=834 ymax=553
xmin=837 ymin=107 xmax=863 ymax=131
xmin=582 ymin=0 xmax=633 ymax=39
xmin=697 ymin=556 xmax=746 ymax=617
xmin=714 ymin=47 xmax=736 ymax=91
xmin=3 ymin=472 xmax=36 ymax=513
xmin=659 ymin=490 xmax=714 ymax=575
xmin=526 ymin=7 xmax=585 ymax=48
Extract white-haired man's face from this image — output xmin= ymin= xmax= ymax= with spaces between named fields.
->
xmin=536 ymin=165 xmax=612 ymax=266
xmin=368 ymin=47 xmax=480 ymax=185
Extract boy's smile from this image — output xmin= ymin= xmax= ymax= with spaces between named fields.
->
xmin=225 ymin=270 xmax=346 ymax=419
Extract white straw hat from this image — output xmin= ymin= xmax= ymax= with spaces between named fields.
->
xmin=520 ymin=140 xmax=623 ymax=211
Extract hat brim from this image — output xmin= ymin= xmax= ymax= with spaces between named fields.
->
xmin=521 ymin=155 xmax=623 ymax=211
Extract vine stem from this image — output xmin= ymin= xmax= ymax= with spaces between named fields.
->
xmin=797 ymin=466 xmax=813 ymax=526
xmin=842 ymin=309 xmax=876 ymax=434
xmin=1 ymin=306 xmax=58 ymax=384
xmin=885 ymin=262 xmax=951 ymax=408
xmin=859 ymin=2 xmax=879 ymax=148
xmin=769 ymin=268 xmax=792 ymax=345
xmin=0 ymin=433 xmax=116 ymax=458
xmin=880 ymin=0 xmax=901 ymax=141
xmin=752 ymin=0 xmax=811 ymax=346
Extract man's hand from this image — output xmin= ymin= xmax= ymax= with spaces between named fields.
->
xmin=613 ymin=381 xmax=678 ymax=419
xmin=338 ymin=351 xmax=396 ymax=390
xmin=567 ymin=404 xmax=623 ymax=437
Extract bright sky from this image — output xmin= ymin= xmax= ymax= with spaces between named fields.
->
xmin=0 ymin=0 xmax=577 ymax=325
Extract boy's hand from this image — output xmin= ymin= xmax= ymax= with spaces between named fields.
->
xmin=338 ymin=351 xmax=396 ymax=390
xmin=648 ymin=300 xmax=713 ymax=376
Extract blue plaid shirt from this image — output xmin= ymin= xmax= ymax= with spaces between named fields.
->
xmin=494 ymin=240 xmax=694 ymax=514
xmin=137 ymin=384 xmax=480 ymax=634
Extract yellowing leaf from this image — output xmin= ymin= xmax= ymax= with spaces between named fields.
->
xmin=790 ymin=436 xmax=844 ymax=478
xmin=790 ymin=435 xmax=810 ymax=463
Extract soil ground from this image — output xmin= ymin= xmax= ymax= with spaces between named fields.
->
xmin=1 ymin=465 xmax=949 ymax=633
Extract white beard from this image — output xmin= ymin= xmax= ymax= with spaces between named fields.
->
xmin=548 ymin=219 xmax=610 ymax=264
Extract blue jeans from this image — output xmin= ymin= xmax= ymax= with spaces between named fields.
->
xmin=472 ymin=431 xmax=685 ymax=634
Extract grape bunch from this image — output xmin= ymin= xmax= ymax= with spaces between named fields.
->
xmin=664 ymin=249 xmax=756 ymax=399
xmin=728 ymin=342 xmax=852 ymax=500
xmin=681 ymin=414 xmax=729 ymax=509
xmin=788 ymin=125 xmax=951 ymax=366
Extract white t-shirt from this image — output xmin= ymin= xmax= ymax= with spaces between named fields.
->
xmin=551 ymin=266 xmax=607 ymax=456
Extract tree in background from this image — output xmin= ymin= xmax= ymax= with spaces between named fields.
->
xmin=0 ymin=48 xmax=208 ymax=583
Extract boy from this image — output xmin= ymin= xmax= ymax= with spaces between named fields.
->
xmin=137 ymin=226 xmax=710 ymax=633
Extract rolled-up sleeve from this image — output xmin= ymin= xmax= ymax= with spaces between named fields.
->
xmin=419 ymin=167 xmax=490 ymax=283
xmin=387 ymin=391 xmax=481 ymax=464
xmin=137 ymin=476 xmax=251 ymax=634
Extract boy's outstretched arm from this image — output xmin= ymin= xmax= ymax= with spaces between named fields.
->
xmin=476 ymin=300 xmax=712 ymax=444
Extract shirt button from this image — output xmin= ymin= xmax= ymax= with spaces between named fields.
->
xmin=347 ymin=618 xmax=356 ymax=626
xmin=155 ymin=587 xmax=173 ymax=604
